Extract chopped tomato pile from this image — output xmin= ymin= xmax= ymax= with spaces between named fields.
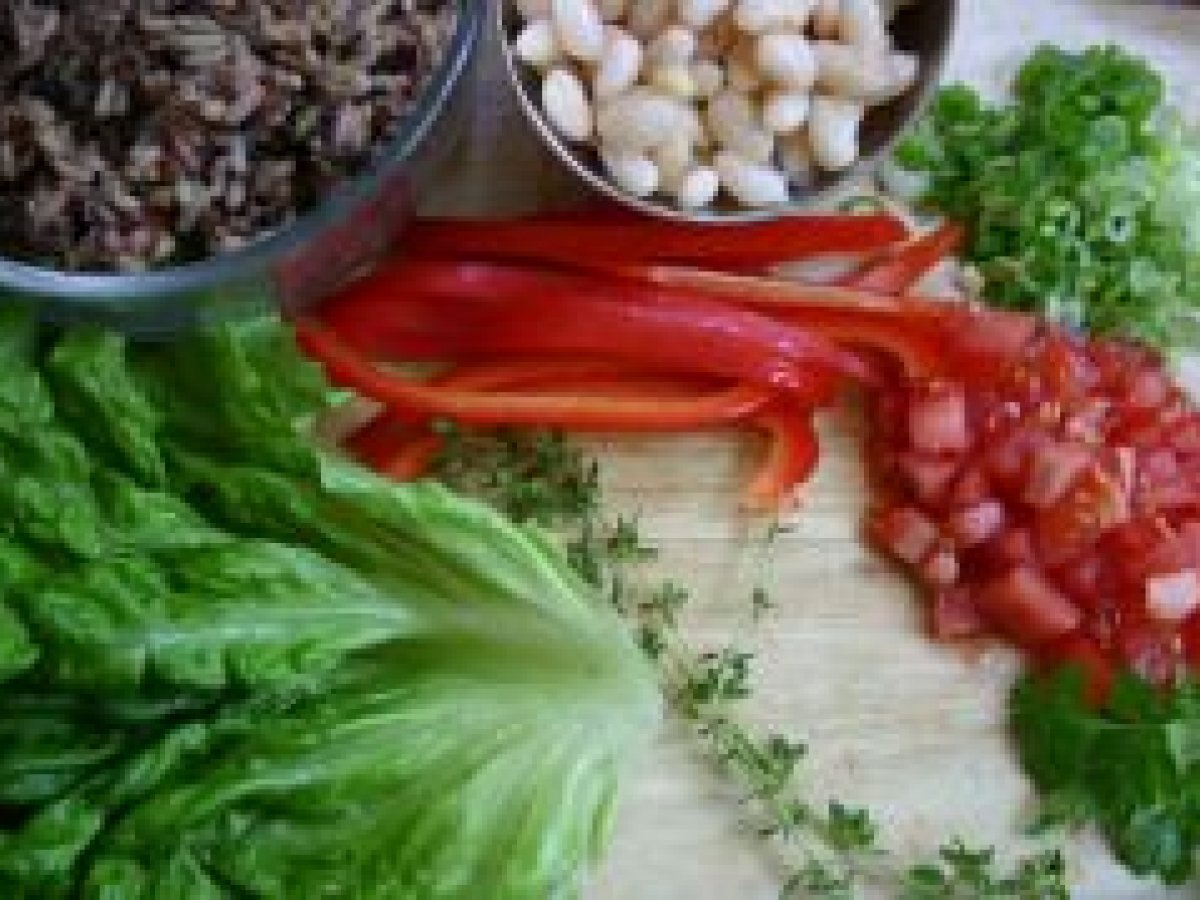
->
xmin=300 ymin=210 xmax=1200 ymax=703
xmin=869 ymin=327 xmax=1200 ymax=700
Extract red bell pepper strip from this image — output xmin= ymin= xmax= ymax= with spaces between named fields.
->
xmin=296 ymin=320 xmax=774 ymax=431
xmin=836 ymin=222 xmax=965 ymax=294
xmin=744 ymin=406 xmax=821 ymax=511
xmin=401 ymin=214 xmax=908 ymax=270
xmin=379 ymin=432 xmax=444 ymax=481
xmin=346 ymin=412 xmax=414 ymax=470
xmin=313 ymin=263 xmax=873 ymax=400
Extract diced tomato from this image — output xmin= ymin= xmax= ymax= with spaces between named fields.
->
xmin=1038 ymin=334 xmax=1099 ymax=401
xmin=946 ymin=466 xmax=991 ymax=507
xmin=1171 ymin=413 xmax=1200 ymax=453
xmin=869 ymin=505 xmax=940 ymax=565
xmin=929 ymin=586 xmax=987 ymax=640
xmin=1035 ymin=465 xmax=1129 ymax=566
xmin=1037 ymin=633 xmax=1115 ymax=706
xmin=946 ymin=500 xmax=1006 ymax=547
xmin=1183 ymin=612 xmax=1200 ymax=667
xmin=974 ymin=527 xmax=1039 ymax=576
xmin=1145 ymin=570 xmax=1200 ymax=623
xmin=919 ymin=547 xmax=960 ymax=587
xmin=1127 ymin=367 xmax=1172 ymax=410
xmin=977 ymin=566 xmax=1083 ymax=649
xmin=1054 ymin=555 xmax=1117 ymax=615
xmin=1114 ymin=618 xmax=1183 ymax=686
xmin=1022 ymin=441 xmax=1093 ymax=509
xmin=908 ymin=383 xmax=970 ymax=454
xmin=895 ymin=452 xmax=961 ymax=505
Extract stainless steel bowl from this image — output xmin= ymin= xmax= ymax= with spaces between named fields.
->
xmin=0 ymin=0 xmax=482 ymax=334
xmin=499 ymin=0 xmax=957 ymax=223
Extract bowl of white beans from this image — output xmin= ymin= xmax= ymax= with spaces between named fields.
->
xmin=501 ymin=0 xmax=956 ymax=219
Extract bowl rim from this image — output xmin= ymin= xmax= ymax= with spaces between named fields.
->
xmin=497 ymin=0 xmax=958 ymax=224
xmin=0 ymin=0 xmax=482 ymax=302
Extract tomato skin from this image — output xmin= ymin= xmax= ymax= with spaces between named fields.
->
xmin=869 ymin=505 xmax=940 ymax=565
xmin=974 ymin=527 xmax=1039 ymax=577
xmin=929 ymin=586 xmax=986 ymax=640
xmin=1183 ymin=613 xmax=1200 ymax=668
xmin=896 ymin=452 xmax=961 ymax=506
xmin=977 ymin=566 xmax=1083 ymax=649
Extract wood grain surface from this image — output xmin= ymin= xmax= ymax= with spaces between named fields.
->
xmin=423 ymin=3 xmax=1200 ymax=897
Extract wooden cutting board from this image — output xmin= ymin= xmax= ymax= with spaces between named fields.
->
xmin=423 ymin=3 xmax=1200 ymax=896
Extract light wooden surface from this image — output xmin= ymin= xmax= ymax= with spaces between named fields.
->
xmin=425 ymin=3 xmax=1200 ymax=897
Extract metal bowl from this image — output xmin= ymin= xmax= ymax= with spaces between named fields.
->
xmin=0 ymin=0 xmax=482 ymax=334
xmin=499 ymin=0 xmax=957 ymax=223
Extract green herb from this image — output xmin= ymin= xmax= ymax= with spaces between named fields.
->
xmin=0 ymin=311 xmax=660 ymax=898
xmin=895 ymin=43 xmax=1200 ymax=349
xmin=432 ymin=426 xmax=1071 ymax=898
xmin=900 ymin=842 xmax=1068 ymax=899
xmin=1012 ymin=668 xmax=1200 ymax=885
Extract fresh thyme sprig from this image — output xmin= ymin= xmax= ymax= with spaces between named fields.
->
xmin=431 ymin=425 xmax=1069 ymax=899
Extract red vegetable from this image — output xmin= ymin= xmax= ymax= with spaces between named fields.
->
xmin=314 ymin=262 xmax=872 ymax=401
xmin=837 ymin=222 xmax=965 ymax=294
xmin=744 ymin=406 xmax=821 ymax=511
xmin=403 ymin=214 xmax=908 ymax=270
xmin=297 ymin=320 xmax=775 ymax=431
xmin=976 ymin=566 xmax=1083 ymax=648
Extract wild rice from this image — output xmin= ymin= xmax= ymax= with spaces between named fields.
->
xmin=0 ymin=0 xmax=457 ymax=272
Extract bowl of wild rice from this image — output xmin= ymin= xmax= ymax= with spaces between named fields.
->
xmin=0 ymin=0 xmax=480 ymax=331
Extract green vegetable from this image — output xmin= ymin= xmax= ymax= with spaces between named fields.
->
xmin=0 ymin=309 xmax=659 ymax=898
xmin=896 ymin=44 xmax=1200 ymax=349
xmin=1011 ymin=669 xmax=1200 ymax=885
xmin=431 ymin=428 xmax=1071 ymax=898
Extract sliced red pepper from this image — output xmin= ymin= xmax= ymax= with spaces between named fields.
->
xmin=346 ymin=411 xmax=414 ymax=471
xmin=297 ymin=320 xmax=773 ymax=430
xmin=402 ymin=214 xmax=907 ymax=270
xmin=744 ymin=406 xmax=821 ymax=511
xmin=836 ymin=222 xmax=965 ymax=294
xmin=380 ymin=432 xmax=444 ymax=481
xmin=314 ymin=263 xmax=871 ymax=401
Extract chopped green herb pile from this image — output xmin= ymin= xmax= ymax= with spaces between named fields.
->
xmin=433 ymin=426 xmax=1069 ymax=898
xmin=896 ymin=44 xmax=1200 ymax=349
xmin=0 ymin=309 xmax=659 ymax=898
xmin=1012 ymin=669 xmax=1200 ymax=885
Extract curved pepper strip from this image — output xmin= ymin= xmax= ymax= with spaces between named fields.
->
xmin=314 ymin=263 xmax=872 ymax=400
xmin=744 ymin=406 xmax=822 ymax=511
xmin=836 ymin=222 xmax=966 ymax=294
xmin=297 ymin=321 xmax=774 ymax=432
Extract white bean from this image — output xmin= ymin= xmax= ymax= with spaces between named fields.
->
xmin=840 ymin=0 xmax=887 ymax=50
xmin=813 ymin=42 xmax=917 ymax=104
xmin=625 ymin=0 xmax=671 ymax=39
xmin=714 ymin=152 xmax=790 ymax=205
xmin=541 ymin=68 xmax=594 ymax=142
xmin=707 ymin=90 xmax=774 ymax=163
xmin=514 ymin=18 xmax=562 ymax=69
xmin=696 ymin=13 xmax=739 ymax=57
xmin=593 ymin=27 xmax=642 ymax=98
xmin=761 ymin=90 xmax=811 ymax=134
xmin=808 ymin=94 xmax=862 ymax=170
xmin=514 ymin=0 xmax=552 ymax=19
xmin=597 ymin=89 xmax=693 ymax=151
xmin=552 ymin=0 xmax=605 ymax=62
xmin=677 ymin=0 xmax=731 ymax=30
xmin=601 ymin=148 xmax=661 ymax=197
xmin=811 ymin=0 xmax=841 ymax=38
xmin=691 ymin=60 xmax=725 ymax=98
xmin=647 ymin=27 xmax=698 ymax=66
xmin=777 ymin=130 xmax=816 ymax=186
xmin=649 ymin=63 xmax=699 ymax=100
xmin=595 ymin=0 xmax=628 ymax=22
xmin=755 ymin=33 xmax=817 ymax=90
xmin=654 ymin=133 xmax=696 ymax=186
xmin=734 ymin=0 xmax=814 ymax=34
xmin=675 ymin=166 xmax=721 ymax=207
